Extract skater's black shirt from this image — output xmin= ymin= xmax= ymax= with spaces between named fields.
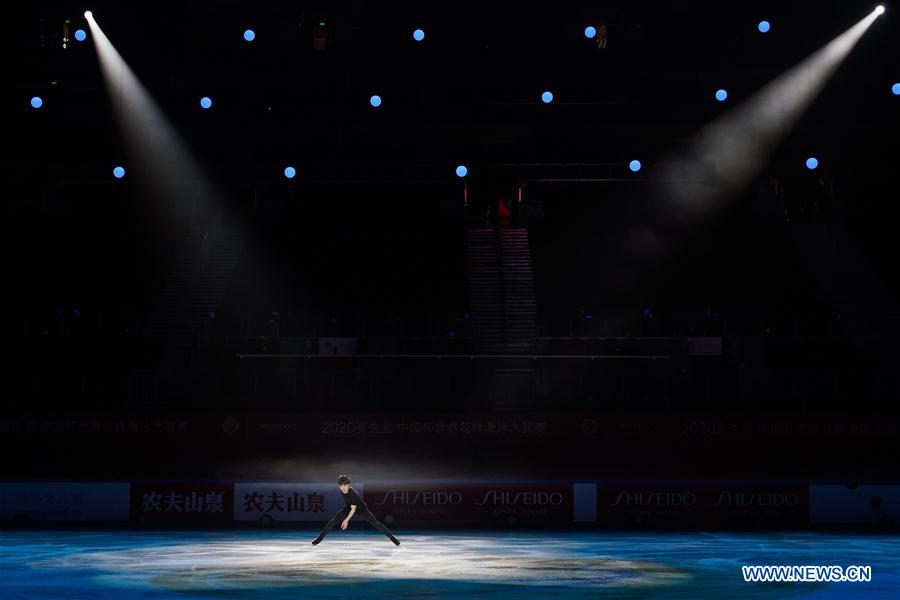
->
xmin=341 ymin=487 xmax=367 ymax=511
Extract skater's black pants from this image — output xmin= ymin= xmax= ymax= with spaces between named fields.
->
xmin=316 ymin=506 xmax=395 ymax=540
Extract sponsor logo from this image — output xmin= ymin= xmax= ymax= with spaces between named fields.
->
xmin=475 ymin=491 xmax=564 ymax=506
xmin=375 ymin=491 xmax=463 ymax=506
xmin=713 ymin=491 xmax=800 ymax=508
xmin=608 ymin=491 xmax=697 ymax=507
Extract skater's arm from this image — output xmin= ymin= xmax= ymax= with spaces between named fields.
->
xmin=341 ymin=505 xmax=356 ymax=529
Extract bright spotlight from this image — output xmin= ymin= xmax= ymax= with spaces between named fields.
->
xmin=84 ymin=10 xmax=93 ymax=19
xmin=113 ymin=166 xmax=126 ymax=179
xmin=758 ymin=20 xmax=771 ymax=33
xmin=715 ymin=89 xmax=728 ymax=102
xmin=875 ymin=5 xmax=885 ymax=15
xmin=30 ymin=96 xmax=43 ymax=109
xmin=370 ymin=95 xmax=382 ymax=108
xmin=892 ymin=82 xmax=900 ymax=95
xmin=455 ymin=165 xmax=468 ymax=178
xmin=584 ymin=25 xmax=597 ymax=38
xmin=541 ymin=90 xmax=554 ymax=104
xmin=284 ymin=166 xmax=297 ymax=179
xmin=74 ymin=29 xmax=87 ymax=42
xmin=806 ymin=157 xmax=819 ymax=170
xmin=200 ymin=96 xmax=213 ymax=109
xmin=243 ymin=29 xmax=256 ymax=42
xmin=413 ymin=28 xmax=425 ymax=42
xmin=629 ymin=160 xmax=642 ymax=172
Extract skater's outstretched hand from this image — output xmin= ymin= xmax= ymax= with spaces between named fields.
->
xmin=340 ymin=519 xmax=349 ymax=530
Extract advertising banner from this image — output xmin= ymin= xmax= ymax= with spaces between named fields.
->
xmin=597 ymin=482 xmax=808 ymax=527
xmin=234 ymin=482 xmax=357 ymax=522
xmin=131 ymin=482 xmax=233 ymax=524
xmin=0 ymin=482 xmax=130 ymax=521
xmin=364 ymin=481 xmax=572 ymax=526
xmin=809 ymin=484 xmax=900 ymax=524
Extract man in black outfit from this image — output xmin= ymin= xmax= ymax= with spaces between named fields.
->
xmin=312 ymin=475 xmax=400 ymax=546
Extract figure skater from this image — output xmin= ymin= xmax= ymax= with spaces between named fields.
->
xmin=312 ymin=474 xmax=400 ymax=546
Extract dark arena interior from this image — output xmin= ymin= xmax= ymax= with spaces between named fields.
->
xmin=3 ymin=1 xmax=900 ymax=598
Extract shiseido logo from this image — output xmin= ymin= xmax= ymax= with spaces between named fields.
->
xmin=609 ymin=491 xmax=697 ymax=507
xmin=475 ymin=491 xmax=564 ymax=506
xmin=375 ymin=491 xmax=463 ymax=506
xmin=713 ymin=491 xmax=799 ymax=508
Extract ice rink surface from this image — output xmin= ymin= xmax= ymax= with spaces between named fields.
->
xmin=1 ymin=530 xmax=898 ymax=598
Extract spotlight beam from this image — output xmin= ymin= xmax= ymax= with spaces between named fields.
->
xmin=83 ymin=11 xmax=249 ymax=372
xmin=617 ymin=7 xmax=883 ymax=272
xmin=84 ymin=11 xmax=215 ymax=215
xmin=642 ymin=7 xmax=883 ymax=240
